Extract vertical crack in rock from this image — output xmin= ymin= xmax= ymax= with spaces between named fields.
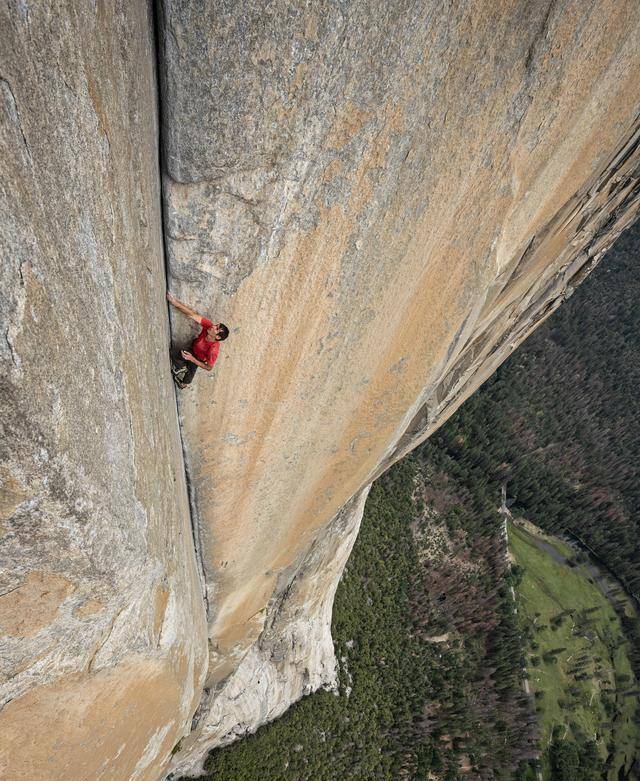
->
xmin=167 ymin=487 xmax=372 ymax=779
xmin=0 ymin=77 xmax=33 ymax=164
xmin=151 ymin=0 xmax=210 ymax=622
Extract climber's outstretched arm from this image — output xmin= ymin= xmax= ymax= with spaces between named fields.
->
xmin=166 ymin=291 xmax=207 ymax=325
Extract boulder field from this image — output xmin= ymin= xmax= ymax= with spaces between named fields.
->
xmin=0 ymin=1 xmax=639 ymax=779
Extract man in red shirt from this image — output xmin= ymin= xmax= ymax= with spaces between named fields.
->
xmin=166 ymin=291 xmax=229 ymax=388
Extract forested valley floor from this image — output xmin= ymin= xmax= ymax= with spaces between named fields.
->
xmin=181 ymin=222 xmax=640 ymax=781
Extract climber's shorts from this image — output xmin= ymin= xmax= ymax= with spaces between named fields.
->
xmin=171 ymin=350 xmax=197 ymax=388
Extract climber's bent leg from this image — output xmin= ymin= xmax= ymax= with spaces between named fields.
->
xmin=171 ymin=351 xmax=198 ymax=388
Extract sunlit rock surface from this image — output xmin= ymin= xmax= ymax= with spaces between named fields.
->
xmin=0 ymin=3 xmax=207 ymax=779
xmin=1 ymin=1 xmax=640 ymax=780
xmin=159 ymin=0 xmax=640 ymax=775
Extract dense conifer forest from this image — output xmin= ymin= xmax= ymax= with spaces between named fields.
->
xmin=182 ymin=222 xmax=640 ymax=780
xmin=182 ymin=456 xmax=537 ymax=781
xmin=429 ymin=221 xmax=640 ymax=680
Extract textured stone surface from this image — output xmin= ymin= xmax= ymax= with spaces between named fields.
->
xmin=2 ymin=2 xmax=640 ymax=779
xmin=0 ymin=3 xmax=207 ymax=779
xmin=158 ymin=0 xmax=640 ymax=775
xmin=169 ymin=487 xmax=369 ymax=774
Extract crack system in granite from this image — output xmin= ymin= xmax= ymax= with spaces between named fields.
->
xmin=152 ymin=0 xmax=210 ymax=624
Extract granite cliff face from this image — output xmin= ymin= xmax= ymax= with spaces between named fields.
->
xmin=159 ymin=1 xmax=640 ymax=775
xmin=1 ymin=1 xmax=639 ymax=779
xmin=0 ymin=4 xmax=207 ymax=780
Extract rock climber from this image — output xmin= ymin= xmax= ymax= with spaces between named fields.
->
xmin=166 ymin=291 xmax=229 ymax=388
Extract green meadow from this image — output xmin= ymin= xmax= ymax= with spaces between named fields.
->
xmin=508 ymin=520 xmax=639 ymax=780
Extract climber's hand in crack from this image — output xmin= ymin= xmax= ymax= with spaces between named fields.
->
xmin=166 ymin=290 xmax=207 ymax=325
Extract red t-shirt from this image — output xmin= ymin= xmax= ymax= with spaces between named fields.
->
xmin=191 ymin=317 xmax=220 ymax=367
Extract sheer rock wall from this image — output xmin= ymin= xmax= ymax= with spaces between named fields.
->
xmin=0 ymin=4 xmax=207 ymax=780
xmin=1 ymin=1 xmax=640 ymax=780
xmin=159 ymin=0 xmax=640 ymax=776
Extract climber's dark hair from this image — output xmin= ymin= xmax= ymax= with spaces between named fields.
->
xmin=217 ymin=323 xmax=230 ymax=341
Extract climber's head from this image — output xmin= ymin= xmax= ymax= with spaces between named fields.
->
xmin=208 ymin=322 xmax=229 ymax=341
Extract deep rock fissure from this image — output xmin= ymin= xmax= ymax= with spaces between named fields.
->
xmin=151 ymin=0 xmax=210 ymax=621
